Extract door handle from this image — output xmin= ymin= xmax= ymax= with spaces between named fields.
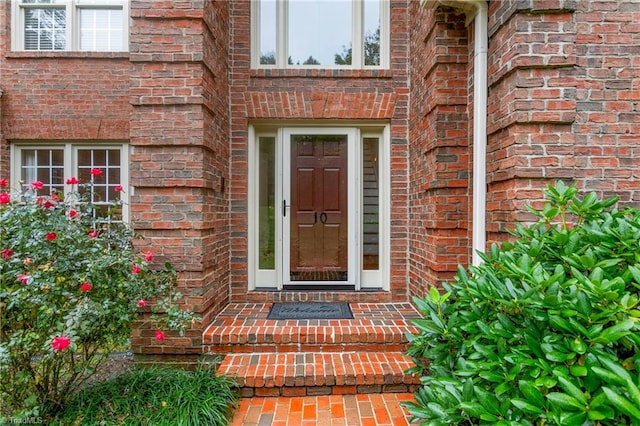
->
xmin=320 ymin=212 xmax=327 ymax=224
xmin=314 ymin=212 xmax=318 ymax=224
xmin=283 ymin=200 xmax=287 ymax=217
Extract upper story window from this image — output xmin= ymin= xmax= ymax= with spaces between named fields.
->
xmin=252 ymin=0 xmax=389 ymax=69
xmin=12 ymin=0 xmax=128 ymax=52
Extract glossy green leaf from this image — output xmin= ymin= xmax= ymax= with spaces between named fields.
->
xmin=546 ymin=392 xmax=584 ymax=410
xmin=602 ymin=387 xmax=640 ymax=420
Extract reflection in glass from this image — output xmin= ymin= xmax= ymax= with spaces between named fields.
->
xmin=24 ymin=8 xmax=66 ymax=50
xmin=288 ymin=0 xmax=351 ymax=66
xmin=258 ymin=137 xmax=276 ymax=269
xmin=362 ymin=138 xmax=379 ymax=270
xmin=259 ymin=0 xmax=277 ymax=64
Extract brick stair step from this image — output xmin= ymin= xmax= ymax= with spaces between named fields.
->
xmin=204 ymin=321 xmax=417 ymax=354
xmin=217 ymin=351 xmax=421 ymax=397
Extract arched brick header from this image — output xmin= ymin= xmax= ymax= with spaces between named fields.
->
xmin=245 ymin=92 xmax=398 ymax=119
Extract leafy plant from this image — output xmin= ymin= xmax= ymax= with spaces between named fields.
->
xmin=0 ymin=176 xmax=198 ymax=420
xmin=52 ymin=363 xmax=238 ymax=426
xmin=405 ymin=182 xmax=640 ymax=425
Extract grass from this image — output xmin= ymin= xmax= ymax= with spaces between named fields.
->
xmin=52 ymin=363 xmax=239 ymax=426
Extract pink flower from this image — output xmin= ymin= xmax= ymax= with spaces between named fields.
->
xmin=50 ymin=193 xmax=60 ymax=202
xmin=79 ymin=282 xmax=92 ymax=292
xmin=46 ymin=232 xmax=57 ymax=241
xmin=0 ymin=192 xmax=10 ymax=204
xmin=66 ymin=176 xmax=79 ymax=185
xmin=88 ymin=230 xmax=99 ymax=238
xmin=144 ymin=251 xmax=154 ymax=262
xmin=154 ymin=330 xmax=166 ymax=341
xmin=114 ymin=185 xmax=123 ymax=192
xmin=23 ymin=257 xmax=33 ymax=266
xmin=90 ymin=168 xmax=102 ymax=177
xmin=137 ymin=299 xmax=148 ymax=307
xmin=31 ymin=181 xmax=44 ymax=190
xmin=131 ymin=265 xmax=141 ymax=274
xmin=1 ymin=248 xmax=13 ymax=259
xmin=0 ymin=179 xmax=7 ymax=187
xmin=68 ymin=209 xmax=78 ymax=218
xmin=17 ymin=273 xmax=30 ymax=284
xmin=50 ymin=336 xmax=71 ymax=352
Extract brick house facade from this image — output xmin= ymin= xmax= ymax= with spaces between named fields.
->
xmin=1 ymin=0 xmax=639 ymax=362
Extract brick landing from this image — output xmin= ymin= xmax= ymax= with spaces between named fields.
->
xmin=230 ymin=393 xmax=415 ymax=426
xmin=204 ymin=302 xmax=423 ymax=397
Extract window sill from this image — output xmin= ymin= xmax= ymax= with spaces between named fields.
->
xmin=250 ymin=68 xmax=393 ymax=79
xmin=5 ymin=51 xmax=130 ymax=60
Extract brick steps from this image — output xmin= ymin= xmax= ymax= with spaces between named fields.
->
xmin=218 ymin=351 xmax=420 ymax=397
xmin=204 ymin=303 xmax=422 ymax=398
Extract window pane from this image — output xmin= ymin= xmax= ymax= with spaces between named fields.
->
xmin=259 ymin=0 xmax=276 ymax=65
xmin=80 ymin=8 xmax=124 ymax=51
xmin=362 ymin=138 xmax=379 ymax=270
xmin=258 ymin=137 xmax=276 ymax=269
xmin=24 ymin=8 xmax=66 ymax=51
xmin=289 ymin=0 xmax=351 ymax=66
xmin=363 ymin=0 xmax=381 ymax=66
xmin=77 ymin=149 xmax=122 ymax=220
xmin=20 ymin=149 xmax=65 ymax=194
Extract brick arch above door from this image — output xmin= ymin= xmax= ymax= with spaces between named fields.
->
xmin=244 ymin=92 xmax=397 ymax=120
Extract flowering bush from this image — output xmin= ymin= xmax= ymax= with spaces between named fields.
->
xmin=0 ymin=176 xmax=197 ymax=419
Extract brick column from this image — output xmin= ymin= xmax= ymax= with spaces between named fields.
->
xmin=408 ymin=4 xmax=471 ymax=296
xmin=129 ymin=1 xmax=230 ymax=364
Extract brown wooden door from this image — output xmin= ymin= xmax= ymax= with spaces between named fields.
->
xmin=290 ymin=135 xmax=348 ymax=281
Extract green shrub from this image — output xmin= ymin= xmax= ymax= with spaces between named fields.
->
xmin=405 ymin=182 xmax=640 ymax=425
xmin=52 ymin=363 xmax=239 ymax=426
xmin=0 ymin=176 xmax=197 ymax=420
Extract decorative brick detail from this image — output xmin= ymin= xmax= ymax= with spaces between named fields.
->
xmin=244 ymin=91 xmax=397 ymax=119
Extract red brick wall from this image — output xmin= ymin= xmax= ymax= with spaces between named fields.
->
xmin=128 ymin=0 xmax=230 ymax=358
xmin=228 ymin=0 xmax=410 ymax=302
xmin=408 ymin=3 xmax=472 ymax=296
xmin=486 ymin=0 xmax=640 ymax=245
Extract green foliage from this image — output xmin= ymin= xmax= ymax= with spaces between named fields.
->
xmin=405 ymin=182 xmax=640 ymax=425
xmin=0 ymin=178 xmax=197 ymax=419
xmin=52 ymin=363 xmax=239 ymax=426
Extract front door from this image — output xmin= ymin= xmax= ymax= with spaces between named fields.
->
xmin=290 ymin=134 xmax=348 ymax=282
xmin=283 ymin=130 xmax=356 ymax=286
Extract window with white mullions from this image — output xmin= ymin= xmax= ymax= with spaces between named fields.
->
xmin=11 ymin=144 xmax=129 ymax=222
xmin=252 ymin=0 xmax=388 ymax=69
xmin=13 ymin=0 xmax=129 ymax=52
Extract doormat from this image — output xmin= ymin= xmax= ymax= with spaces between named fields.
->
xmin=267 ymin=302 xmax=353 ymax=320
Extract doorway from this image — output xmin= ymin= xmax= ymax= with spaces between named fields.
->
xmin=249 ymin=125 xmax=389 ymax=291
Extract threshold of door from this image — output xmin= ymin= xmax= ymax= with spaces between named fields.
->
xmin=281 ymin=284 xmax=356 ymax=291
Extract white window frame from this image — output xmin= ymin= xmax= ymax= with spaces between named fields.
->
xmin=250 ymin=0 xmax=390 ymax=69
xmin=10 ymin=143 xmax=130 ymax=223
xmin=248 ymin=123 xmax=390 ymax=291
xmin=11 ymin=0 xmax=129 ymax=52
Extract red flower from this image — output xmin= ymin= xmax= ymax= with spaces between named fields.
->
xmin=0 ymin=192 xmax=10 ymax=204
xmin=79 ymin=282 xmax=92 ymax=292
xmin=0 ymin=179 xmax=7 ymax=187
xmin=137 ymin=299 xmax=148 ymax=307
xmin=144 ymin=251 xmax=154 ymax=262
xmin=90 ymin=168 xmax=102 ymax=177
xmin=50 ymin=336 xmax=71 ymax=352
xmin=1 ymin=248 xmax=13 ymax=259
xmin=46 ymin=232 xmax=57 ymax=241
xmin=88 ymin=230 xmax=99 ymax=238
xmin=17 ymin=273 xmax=30 ymax=284
xmin=68 ymin=209 xmax=78 ymax=218
xmin=43 ymin=201 xmax=55 ymax=209
xmin=131 ymin=265 xmax=141 ymax=274
xmin=31 ymin=181 xmax=44 ymax=190
xmin=66 ymin=176 xmax=79 ymax=185
xmin=154 ymin=330 xmax=166 ymax=341
xmin=114 ymin=185 xmax=123 ymax=192
xmin=50 ymin=193 xmax=60 ymax=202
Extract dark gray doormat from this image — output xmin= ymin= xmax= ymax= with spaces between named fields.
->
xmin=267 ymin=302 xmax=353 ymax=320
